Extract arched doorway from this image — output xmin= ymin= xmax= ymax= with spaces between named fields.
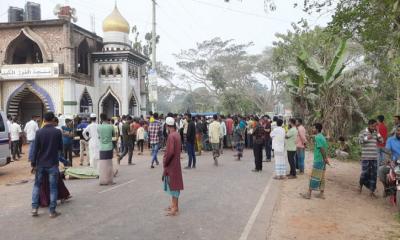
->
xmin=100 ymin=91 xmax=120 ymax=118
xmin=129 ymin=94 xmax=138 ymax=116
xmin=5 ymin=32 xmax=43 ymax=64
xmin=79 ymin=89 xmax=93 ymax=113
xmin=7 ymin=82 xmax=55 ymax=125
xmin=8 ymin=88 xmax=44 ymax=124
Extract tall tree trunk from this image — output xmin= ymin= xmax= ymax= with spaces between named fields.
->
xmin=397 ymin=79 xmax=400 ymax=115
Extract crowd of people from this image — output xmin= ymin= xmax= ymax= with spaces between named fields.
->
xmin=358 ymin=115 xmax=400 ymax=198
xmin=16 ymin=110 xmax=400 ymax=219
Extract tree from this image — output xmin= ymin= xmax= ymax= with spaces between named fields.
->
xmin=174 ymin=37 xmax=269 ymax=114
xmin=302 ymin=0 xmax=400 ymax=114
xmin=273 ymin=25 xmax=372 ymax=138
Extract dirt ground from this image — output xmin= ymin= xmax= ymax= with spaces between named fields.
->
xmin=268 ymin=153 xmax=400 ymax=240
xmin=0 ymin=146 xmax=34 ymax=186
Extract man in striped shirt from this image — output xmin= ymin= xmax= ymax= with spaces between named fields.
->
xmin=148 ymin=113 xmax=161 ymax=168
xmin=358 ymin=119 xmax=383 ymax=197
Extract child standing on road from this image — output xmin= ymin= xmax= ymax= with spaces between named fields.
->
xmin=137 ymin=122 xmax=145 ymax=155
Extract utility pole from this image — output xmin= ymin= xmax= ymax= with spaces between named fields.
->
xmin=150 ymin=0 xmax=157 ymax=113
xmin=152 ymin=0 xmax=157 ymax=70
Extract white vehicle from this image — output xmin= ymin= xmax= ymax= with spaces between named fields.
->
xmin=0 ymin=112 xmax=11 ymax=167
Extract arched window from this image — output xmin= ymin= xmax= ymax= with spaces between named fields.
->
xmin=133 ymin=67 xmax=138 ymax=78
xmin=129 ymin=94 xmax=138 ymax=116
xmin=100 ymin=66 xmax=106 ymax=77
xmin=77 ymin=39 xmax=89 ymax=74
xmin=107 ymin=66 xmax=114 ymax=76
xmin=128 ymin=67 xmax=132 ymax=77
xmin=6 ymin=32 xmax=43 ymax=64
xmin=115 ymin=66 xmax=122 ymax=76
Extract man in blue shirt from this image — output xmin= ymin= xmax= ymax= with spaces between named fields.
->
xmin=378 ymin=125 xmax=400 ymax=196
xmin=62 ymin=119 xmax=74 ymax=166
xmin=76 ymin=118 xmax=89 ymax=166
xmin=31 ymin=112 xmax=63 ymax=218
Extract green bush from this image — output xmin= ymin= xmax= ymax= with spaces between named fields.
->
xmin=326 ymin=137 xmax=361 ymax=161
xmin=348 ymin=137 xmax=361 ymax=161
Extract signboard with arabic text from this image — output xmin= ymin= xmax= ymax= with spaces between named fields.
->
xmin=0 ymin=63 xmax=59 ymax=80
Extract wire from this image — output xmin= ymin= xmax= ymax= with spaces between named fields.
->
xmin=157 ymin=1 xmax=197 ymax=43
xmin=189 ymin=0 xmax=289 ymax=23
xmin=168 ymin=0 xmax=208 ymax=40
xmin=157 ymin=24 xmax=187 ymax=49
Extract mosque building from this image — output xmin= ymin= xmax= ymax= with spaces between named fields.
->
xmin=0 ymin=3 xmax=148 ymax=124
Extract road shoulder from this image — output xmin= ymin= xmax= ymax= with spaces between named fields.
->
xmin=268 ymin=153 xmax=400 ymax=240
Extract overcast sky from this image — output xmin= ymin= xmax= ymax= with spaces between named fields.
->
xmin=0 ymin=0 xmax=331 ymax=69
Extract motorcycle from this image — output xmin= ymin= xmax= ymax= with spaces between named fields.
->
xmin=385 ymin=157 xmax=400 ymax=210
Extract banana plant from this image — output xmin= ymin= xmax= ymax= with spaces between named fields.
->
xmin=291 ymin=38 xmax=368 ymax=138
xmin=296 ymin=38 xmax=348 ymax=91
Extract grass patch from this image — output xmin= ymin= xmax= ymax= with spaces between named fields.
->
xmin=395 ymin=213 xmax=400 ymax=223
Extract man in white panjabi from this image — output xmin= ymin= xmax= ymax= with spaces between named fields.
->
xmin=24 ymin=116 xmax=39 ymax=162
xmin=83 ymin=113 xmax=100 ymax=169
xmin=271 ymin=119 xmax=287 ymax=179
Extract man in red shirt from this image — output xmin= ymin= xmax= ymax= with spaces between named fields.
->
xmin=225 ymin=115 xmax=234 ymax=149
xmin=130 ymin=118 xmax=141 ymax=151
xmin=377 ymin=115 xmax=388 ymax=166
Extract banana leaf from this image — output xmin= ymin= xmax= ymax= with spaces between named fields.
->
xmin=325 ymin=39 xmax=348 ymax=85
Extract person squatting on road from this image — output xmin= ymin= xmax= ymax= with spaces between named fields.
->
xmin=300 ymin=123 xmax=329 ymax=199
xmin=31 ymin=112 xmax=63 ymax=218
xmin=162 ymin=117 xmax=184 ymax=216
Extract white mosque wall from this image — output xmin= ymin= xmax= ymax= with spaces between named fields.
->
xmin=103 ymin=31 xmax=132 ymax=50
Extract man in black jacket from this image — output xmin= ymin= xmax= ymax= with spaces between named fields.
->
xmin=31 ymin=112 xmax=63 ymax=218
xmin=185 ymin=113 xmax=197 ymax=169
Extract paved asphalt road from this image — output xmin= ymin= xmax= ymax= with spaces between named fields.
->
xmin=0 ymin=149 xmax=280 ymax=240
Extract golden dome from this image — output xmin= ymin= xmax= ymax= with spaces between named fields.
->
xmin=102 ymin=5 xmax=130 ymax=33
